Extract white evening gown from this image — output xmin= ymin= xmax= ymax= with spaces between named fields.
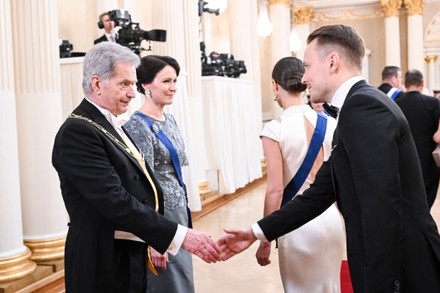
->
xmin=261 ymin=105 xmax=345 ymax=293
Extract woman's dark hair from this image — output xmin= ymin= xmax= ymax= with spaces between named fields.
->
xmin=272 ymin=57 xmax=307 ymax=93
xmin=136 ymin=55 xmax=180 ymax=95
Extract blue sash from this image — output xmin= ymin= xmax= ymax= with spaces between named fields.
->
xmin=135 ymin=112 xmax=192 ymax=228
xmin=387 ymin=88 xmax=401 ymax=101
xmin=390 ymin=90 xmax=400 ymax=100
xmin=281 ymin=113 xmax=327 ymax=206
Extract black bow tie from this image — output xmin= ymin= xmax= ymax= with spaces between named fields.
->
xmin=323 ymin=103 xmax=339 ymax=119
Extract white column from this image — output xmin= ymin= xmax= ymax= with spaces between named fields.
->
xmin=362 ymin=49 xmax=373 ymax=83
xmin=424 ymin=55 xmax=438 ymax=91
xmin=249 ymin=0 xmax=263 ymax=118
xmin=182 ymin=0 xmax=213 ymax=207
xmin=11 ymin=0 xmax=67 ymax=261
xmin=229 ymin=0 xmax=255 ymax=80
xmin=404 ymin=0 xmax=425 ymax=72
xmin=0 ymin=0 xmax=36 ymax=282
xmin=381 ymin=0 xmax=402 ymax=66
xmin=295 ymin=24 xmax=309 ymax=61
xmin=385 ymin=17 xmax=401 ymax=66
xmin=407 ymin=16 xmax=424 ymax=71
xmin=96 ymin=0 xmax=119 ymax=18
xmin=293 ymin=6 xmax=314 ymax=61
xmin=249 ymin=0 xmax=264 ymax=166
xmin=228 ymin=0 xmax=263 ymax=161
xmin=149 ymin=0 xmax=204 ymax=210
xmin=150 ymin=0 xmax=186 ymax=65
xmin=269 ymin=0 xmax=291 ymax=117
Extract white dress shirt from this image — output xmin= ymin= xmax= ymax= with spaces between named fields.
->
xmin=105 ymin=32 xmax=117 ymax=42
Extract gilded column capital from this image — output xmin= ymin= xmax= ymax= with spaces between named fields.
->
xmin=294 ymin=6 xmax=315 ymax=25
xmin=424 ymin=55 xmax=438 ymax=63
xmin=268 ymin=0 xmax=291 ymax=8
xmin=403 ymin=0 xmax=425 ymax=16
xmin=380 ymin=0 xmax=402 ymax=18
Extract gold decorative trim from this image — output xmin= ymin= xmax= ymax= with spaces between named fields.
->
xmin=380 ymin=0 xmax=402 ymax=18
xmin=424 ymin=55 xmax=438 ymax=63
xmin=314 ymin=7 xmax=383 ymax=22
xmin=294 ymin=7 xmax=315 ymax=25
xmin=403 ymin=0 xmax=424 ymax=16
xmin=424 ymin=11 xmax=440 ymax=43
xmin=25 ymin=236 xmax=65 ymax=262
xmin=268 ymin=0 xmax=291 ymax=8
xmin=0 ymin=248 xmax=37 ymax=282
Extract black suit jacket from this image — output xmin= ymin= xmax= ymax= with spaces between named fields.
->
xmin=258 ymin=81 xmax=440 ymax=292
xmin=396 ymin=91 xmax=440 ymax=207
xmin=94 ymin=34 xmax=109 ymax=44
xmin=52 ymin=99 xmax=177 ymax=292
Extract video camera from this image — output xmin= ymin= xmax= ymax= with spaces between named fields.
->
xmin=107 ymin=9 xmax=166 ymax=55
xmin=59 ymin=39 xmax=73 ymax=58
xmin=200 ymin=42 xmax=247 ymax=78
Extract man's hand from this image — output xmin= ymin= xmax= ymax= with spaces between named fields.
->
xmin=255 ymin=240 xmax=271 ymax=266
xmin=150 ymin=247 xmax=168 ymax=270
xmin=217 ymin=227 xmax=257 ymax=261
xmin=181 ymin=229 xmax=221 ymax=263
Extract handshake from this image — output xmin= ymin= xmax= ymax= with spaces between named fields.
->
xmin=181 ymin=226 xmax=259 ymax=263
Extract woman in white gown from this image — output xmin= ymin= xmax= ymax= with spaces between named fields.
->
xmin=256 ymin=57 xmax=345 ymax=293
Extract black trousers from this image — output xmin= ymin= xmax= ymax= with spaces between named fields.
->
xmin=114 ymin=239 xmax=148 ymax=293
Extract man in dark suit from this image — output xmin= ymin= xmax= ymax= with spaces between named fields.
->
xmin=218 ymin=25 xmax=440 ymax=293
xmin=396 ymin=69 xmax=440 ymax=208
xmin=94 ymin=11 xmax=118 ymax=44
xmin=378 ymin=66 xmax=405 ymax=101
xmin=52 ymin=42 xmax=220 ymax=293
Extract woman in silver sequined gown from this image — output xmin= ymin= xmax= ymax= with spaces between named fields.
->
xmin=124 ymin=55 xmax=194 ymax=293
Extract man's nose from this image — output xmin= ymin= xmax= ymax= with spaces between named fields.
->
xmin=128 ymin=86 xmax=136 ymax=98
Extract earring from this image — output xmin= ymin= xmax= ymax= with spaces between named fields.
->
xmin=273 ymin=90 xmax=278 ymax=101
xmin=145 ymin=88 xmax=151 ymax=97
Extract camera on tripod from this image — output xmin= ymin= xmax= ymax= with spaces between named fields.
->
xmin=108 ymin=9 xmax=166 ymax=55
xmin=200 ymin=42 xmax=247 ymax=78
xmin=59 ymin=39 xmax=73 ymax=58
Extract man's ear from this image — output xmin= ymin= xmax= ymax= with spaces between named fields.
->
xmin=328 ymin=52 xmax=340 ymax=72
xmin=91 ymin=76 xmax=101 ymax=93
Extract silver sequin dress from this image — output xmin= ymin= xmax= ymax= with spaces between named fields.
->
xmin=124 ymin=112 xmax=194 ymax=293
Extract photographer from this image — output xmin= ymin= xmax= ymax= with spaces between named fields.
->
xmin=94 ymin=11 xmax=118 ymax=44
xmin=98 ymin=9 xmax=166 ymax=56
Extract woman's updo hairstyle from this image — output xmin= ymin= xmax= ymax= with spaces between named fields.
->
xmin=271 ymin=57 xmax=307 ymax=94
xmin=136 ymin=55 xmax=180 ymax=95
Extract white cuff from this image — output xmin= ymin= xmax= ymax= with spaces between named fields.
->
xmin=251 ymin=223 xmax=268 ymax=242
xmin=167 ymin=224 xmax=187 ymax=255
